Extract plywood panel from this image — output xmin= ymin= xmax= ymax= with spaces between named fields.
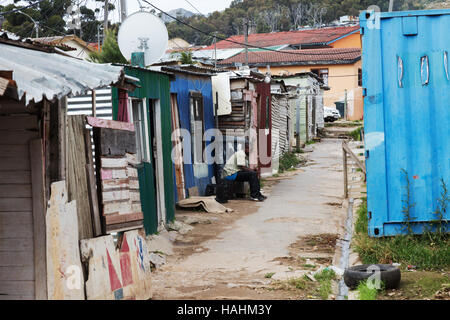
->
xmin=0 ymin=281 xmax=34 ymax=296
xmin=0 ymin=171 xmax=30 ymax=184
xmin=0 ymin=266 xmax=34 ymax=281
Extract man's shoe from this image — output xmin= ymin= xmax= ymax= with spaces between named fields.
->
xmin=251 ymin=195 xmax=266 ymax=202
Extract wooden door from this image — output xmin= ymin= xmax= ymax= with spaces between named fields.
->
xmin=170 ymin=94 xmax=186 ymax=202
xmin=0 ymin=114 xmax=43 ymax=300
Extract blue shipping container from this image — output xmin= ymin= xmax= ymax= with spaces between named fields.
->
xmin=360 ymin=9 xmax=450 ymax=237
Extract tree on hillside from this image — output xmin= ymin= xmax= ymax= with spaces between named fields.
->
xmin=88 ymin=29 xmax=127 ymax=64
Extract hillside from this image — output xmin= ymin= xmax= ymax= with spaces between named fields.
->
xmin=165 ymin=0 xmax=450 ymax=46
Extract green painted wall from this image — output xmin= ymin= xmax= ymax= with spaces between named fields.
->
xmin=112 ymin=67 xmax=175 ymax=234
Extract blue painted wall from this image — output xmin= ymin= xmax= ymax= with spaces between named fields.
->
xmin=360 ymin=9 xmax=450 ymax=237
xmin=170 ymin=73 xmax=215 ymax=202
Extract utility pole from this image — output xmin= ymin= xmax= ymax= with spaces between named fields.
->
xmin=244 ymin=19 xmax=249 ymax=67
xmin=103 ymin=0 xmax=109 ymax=39
xmin=120 ymin=0 xmax=127 ymax=23
xmin=389 ymin=0 xmax=394 ymax=12
xmin=213 ymin=32 xmax=217 ymax=69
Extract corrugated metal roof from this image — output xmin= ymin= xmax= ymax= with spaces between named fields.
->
xmin=0 ymin=42 xmax=125 ymax=105
xmin=203 ymin=25 xmax=360 ymax=50
xmin=219 ymin=48 xmax=361 ymax=67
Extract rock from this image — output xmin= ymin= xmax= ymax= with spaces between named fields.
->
xmin=305 ymin=274 xmax=317 ymax=282
xmin=271 ymin=270 xmax=307 ymax=281
xmin=149 ymin=253 xmax=166 ymax=269
xmin=167 ymin=231 xmax=182 ymax=242
xmin=167 ymin=220 xmax=194 ymax=235
xmin=146 ymin=231 xmax=174 ymax=255
xmin=179 ymin=215 xmax=219 ymax=225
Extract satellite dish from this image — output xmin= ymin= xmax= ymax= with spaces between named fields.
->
xmin=118 ymin=11 xmax=168 ymax=66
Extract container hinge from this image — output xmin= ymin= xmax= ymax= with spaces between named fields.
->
xmin=365 ymin=150 xmax=370 ymax=158
xmin=362 ymin=88 xmax=367 ymax=97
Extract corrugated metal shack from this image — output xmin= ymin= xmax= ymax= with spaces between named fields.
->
xmin=360 ymin=9 xmax=450 ymax=237
xmin=274 ymin=72 xmax=327 ymax=147
xmin=111 ymin=66 xmax=176 ymax=235
xmin=0 ymin=33 xmax=136 ymax=299
xmin=160 ymin=65 xmax=217 ymax=202
xmin=270 ymin=80 xmax=290 ymax=174
xmin=218 ymin=70 xmax=271 ymax=175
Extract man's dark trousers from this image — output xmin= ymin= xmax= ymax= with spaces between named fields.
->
xmin=235 ymin=170 xmax=261 ymax=198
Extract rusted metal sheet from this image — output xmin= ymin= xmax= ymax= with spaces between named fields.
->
xmin=86 ymin=116 xmax=135 ymax=132
xmin=80 ymin=229 xmax=152 ymax=300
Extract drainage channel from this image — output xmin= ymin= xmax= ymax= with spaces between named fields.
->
xmin=337 ymin=198 xmax=354 ymax=300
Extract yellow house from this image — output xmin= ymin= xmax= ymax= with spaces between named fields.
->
xmin=213 ymin=26 xmax=363 ymax=120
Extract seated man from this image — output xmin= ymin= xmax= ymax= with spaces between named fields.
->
xmin=222 ymin=146 xmax=266 ymax=202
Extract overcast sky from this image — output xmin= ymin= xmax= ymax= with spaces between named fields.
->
xmin=3 ymin=0 xmax=234 ymax=23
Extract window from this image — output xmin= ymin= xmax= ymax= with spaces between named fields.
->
xmin=131 ymin=99 xmax=149 ymax=163
xmin=311 ymin=68 xmax=329 ymax=86
xmin=190 ymin=92 xmax=205 ymax=164
xmin=358 ymin=68 xmax=362 ymax=87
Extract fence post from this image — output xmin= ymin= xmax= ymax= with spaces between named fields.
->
xmin=343 ymin=141 xmax=348 ymax=198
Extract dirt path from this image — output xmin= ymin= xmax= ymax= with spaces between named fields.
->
xmin=151 ymin=139 xmax=349 ymax=300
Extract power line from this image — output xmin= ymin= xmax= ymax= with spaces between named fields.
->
xmin=0 ymin=0 xmax=46 ymax=16
xmin=141 ymin=0 xmax=359 ymax=57
xmin=183 ymin=0 xmax=203 ymax=15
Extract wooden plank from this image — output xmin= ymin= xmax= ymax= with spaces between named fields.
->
xmin=102 ymin=189 xmax=130 ymax=202
xmin=84 ymin=128 xmax=102 ymax=237
xmin=86 ymin=116 xmax=135 ymax=132
xmin=0 ymin=157 xmax=30 ymax=170
xmin=0 ymin=212 xmax=32 ymax=225
xmin=0 ymin=266 xmax=34 ymax=281
xmin=0 ymin=145 xmax=29 ymax=158
xmin=66 ymin=116 xmax=93 ymax=240
xmin=0 ymin=185 xmax=31 ymax=198
xmin=0 ymin=116 xmax=38 ymax=130
xmin=0 ymin=238 xmax=33 ymax=252
xmin=0 ymin=223 xmax=33 ymax=239
xmin=0 ymin=171 xmax=30 ymax=184
xmin=46 ymin=181 xmax=85 ymax=300
xmin=0 ymin=281 xmax=35 ymax=296
xmin=342 ymin=141 xmax=366 ymax=173
xmin=0 ymin=198 xmax=32 ymax=212
xmin=101 ymin=157 xmax=128 ymax=168
xmin=103 ymin=201 xmax=132 ymax=215
xmin=105 ymin=220 xmax=144 ymax=234
xmin=97 ymin=127 xmax=137 ymax=156
xmin=0 ymin=252 xmax=34 ymax=266
xmin=102 ymin=178 xmax=130 ymax=191
xmin=0 ymin=294 xmax=34 ymax=300
xmin=103 ymin=212 xmax=144 ymax=225
xmin=0 ymin=130 xmax=38 ymax=145
xmin=29 ymin=139 xmax=47 ymax=300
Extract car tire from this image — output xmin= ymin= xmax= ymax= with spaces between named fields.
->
xmin=343 ymin=264 xmax=401 ymax=289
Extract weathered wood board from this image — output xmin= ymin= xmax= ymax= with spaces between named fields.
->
xmin=46 ymin=181 xmax=85 ymax=300
xmin=80 ymin=229 xmax=151 ymax=300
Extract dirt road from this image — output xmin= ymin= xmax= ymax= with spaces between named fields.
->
xmin=151 ymin=139 xmax=351 ymax=299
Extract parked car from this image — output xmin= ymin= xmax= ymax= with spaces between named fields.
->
xmin=324 ymin=107 xmax=341 ymax=122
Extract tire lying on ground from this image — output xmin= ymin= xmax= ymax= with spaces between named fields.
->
xmin=344 ymin=264 xmax=401 ymax=289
